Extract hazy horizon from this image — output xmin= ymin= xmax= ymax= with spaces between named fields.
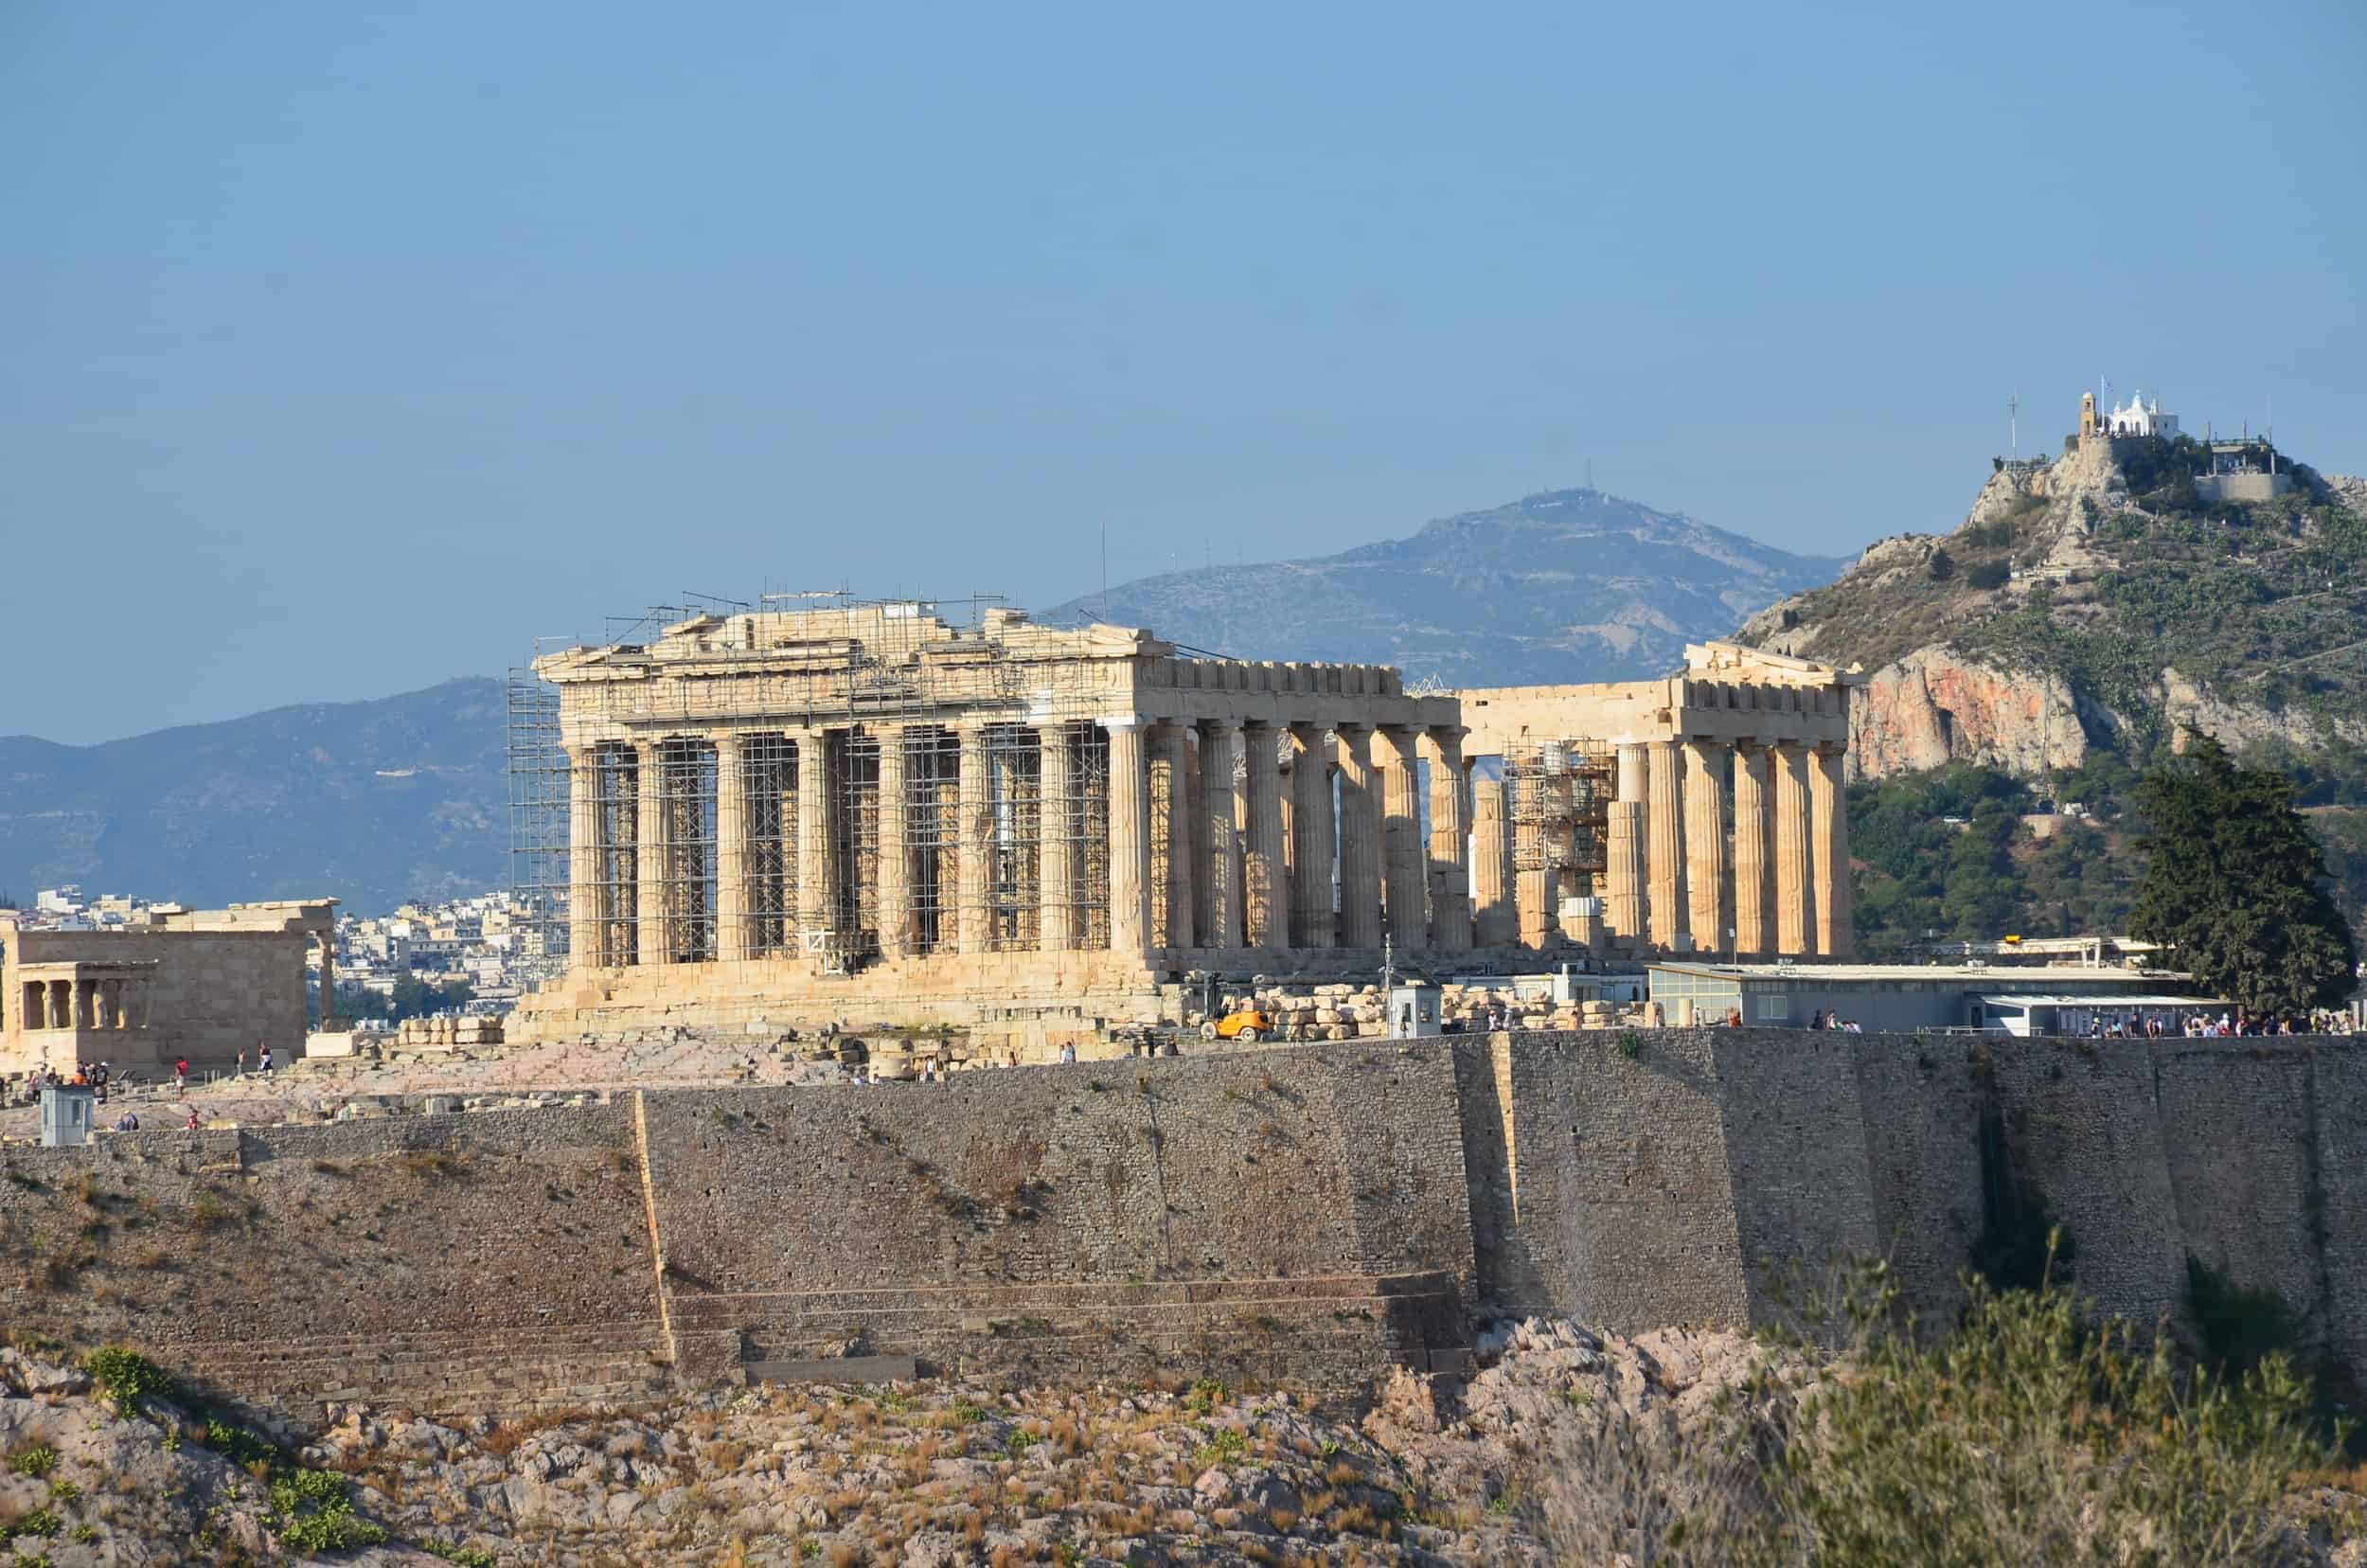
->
xmin=7 ymin=0 xmax=2363 ymax=742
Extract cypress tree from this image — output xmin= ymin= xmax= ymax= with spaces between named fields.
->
xmin=2130 ymin=736 xmax=2358 ymax=1017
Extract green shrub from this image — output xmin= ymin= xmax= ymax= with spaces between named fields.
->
xmin=1538 ymin=1264 xmax=2341 ymax=1567
xmin=15 ymin=1507 xmax=61 ymax=1538
xmin=1966 ymin=560 xmax=2010 ymax=590
xmin=8 ymin=1442 xmax=57 ymax=1478
xmin=82 ymin=1346 xmax=172 ymax=1417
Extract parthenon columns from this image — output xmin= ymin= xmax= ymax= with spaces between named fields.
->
xmin=1105 ymin=719 xmax=1150 ymax=956
xmin=1424 ymin=728 xmax=1471 ymax=952
xmin=1156 ymin=722 xmax=1195 ymax=951
xmin=1470 ymin=777 xmax=1516 ymax=946
xmin=797 ymin=732 xmax=834 ymax=944
xmin=1037 ymin=723 xmax=1075 ymax=952
xmin=876 ymin=729 xmax=914 ymax=958
xmin=1201 ymin=721 xmax=1244 ymax=950
xmin=1335 ymin=725 xmax=1383 ymax=949
xmin=1772 ymin=741 xmax=1812 ymax=956
xmin=714 ymin=733 xmax=751 ymax=962
xmin=956 ymin=724 xmax=992 ymax=955
xmin=1732 ymin=743 xmax=1771 ymax=958
xmin=1379 ymin=726 xmax=1425 ymax=946
xmin=1242 ymin=722 xmax=1286 ymax=953
xmin=635 ymin=739 xmax=670 ymax=964
xmin=1606 ymin=743 xmax=1647 ymax=946
xmin=1288 ymin=724 xmax=1334 ymax=950
xmin=1513 ymin=770 xmax=1550 ymax=949
xmin=565 ymin=743 xmax=600 ymax=965
xmin=1810 ymin=744 xmax=1854 ymax=958
xmin=1646 ymin=739 xmax=1687 ymax=951
xmin=1682 ymin=739 xmax=1728 ymax=958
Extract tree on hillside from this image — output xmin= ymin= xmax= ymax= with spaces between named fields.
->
xmin=2129 ymin=737 xmax=2358 ymax=1016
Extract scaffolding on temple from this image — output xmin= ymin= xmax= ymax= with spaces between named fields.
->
xmin=1504 ymin=740 xmax=1614 ymax=915
xmin=507 ymin=592 xmax=1124 ymax=982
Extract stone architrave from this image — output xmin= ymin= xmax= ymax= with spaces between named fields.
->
xmin=1105 ymin=719 xmax=1150 ymax=955
xmin=1334 ymin=725 xmax=1382 ymax=950
xmin=1682 ymin=739 xmax=1729 ymax=958
xmin=1288 ymin=724 xmax=1335 ymax=949
xmin=1810 ymin=744 xmax=1854 ymax=957
xmin=1242 ymin=722 xmax=1286 ymax=953
xmin=1424 ymin=729 xmax=1472 ymax=952
xmin=1646 ymin=739 xmax=1688 ymax=951
xmin=1731 ymin=743 xmax=1771 ymax=958
xmin=1772 ymin=741 xmax=1812 ymax=955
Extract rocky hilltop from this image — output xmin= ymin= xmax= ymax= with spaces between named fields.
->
xmin=1736 ymin=438 xmax=2367 ymax=782
xmin=1045 ymin=488 xmax=1844 ymax=687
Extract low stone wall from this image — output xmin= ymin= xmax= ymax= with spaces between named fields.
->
xmin=4 ymin=1030 xmax=2361 ymax=1430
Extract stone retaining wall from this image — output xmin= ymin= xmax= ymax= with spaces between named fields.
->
xmin=2 ymin=1031 xmax=2362 ymax=1430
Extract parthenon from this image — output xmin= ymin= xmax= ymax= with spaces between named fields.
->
xmin=512 ymin=601 xmax=1858 ymax=1035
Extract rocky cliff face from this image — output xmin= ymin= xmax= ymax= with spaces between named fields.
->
xmin=1736 ymin=437 xmax=2367 ymax=782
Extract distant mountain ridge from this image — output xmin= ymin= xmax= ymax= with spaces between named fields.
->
xmin=0 ymin=679 xmax=508 ymax=912
xmin=1043 ymin=488 xmax=1846 ymax=686
xmin=0 ymin=488 xmax=1846 ymax=911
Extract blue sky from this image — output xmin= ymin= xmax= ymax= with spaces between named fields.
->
xmin=5 ymin=0 xmax=2362 ymax=742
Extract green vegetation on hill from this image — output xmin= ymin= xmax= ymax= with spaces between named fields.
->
xmin=2130 ymin=738 xmax=2359 ymax=1017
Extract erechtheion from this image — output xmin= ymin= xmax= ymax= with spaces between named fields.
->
xmin=1 ymin=900 xmax=337 ymax=1075
xmin=508 ymin=601 xmax=1857 ymax=1036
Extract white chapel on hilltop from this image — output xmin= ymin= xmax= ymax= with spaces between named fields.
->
xmin=2107 ymin=390 xmax=2180 ymax=439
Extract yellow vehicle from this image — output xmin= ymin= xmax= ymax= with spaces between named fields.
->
xmin=1200 ymin=1008 xmax=1278 ymax=1043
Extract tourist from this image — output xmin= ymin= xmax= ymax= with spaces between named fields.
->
xmin=235 ymin=1049 xmax=246 ymax=1078
xmin=920 ymin=1060 xmax=939 ymax=1083
xmin=1059 ymin=1042 xmax=1077 ymax=1064
xmin=112 ymin=1111 xmax=139 ymax=1132
xmin=258 ymin=1045 xmax=274 ymax=1078
xmin=1003 ymin=1051 xmax=1019 ymax=1069
xmin=92 ymin=1061 xmax=110 ymax=1104
xmin=174 ymin=1058 xmax=189 ymax=1096
xmin=185 ymin=1107 xmax=201 ymax=1131
xmin=1808 ymin=1009 xmax=1825 ymax=1031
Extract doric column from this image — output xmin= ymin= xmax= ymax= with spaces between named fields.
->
xmin=797 ymin=729 xmax=834 ymax=944
xmin=1104 ymin=718 xmax=1150 ymax=955
xmin=1513 ymin=765 xmax=1551 ymax=948
xmin=1470 ymin=775 xmax=1515 ymax=945
xmin=1379 ymin=725 xmax=1426 ymax=947
xmin=1646 ymin=739 xmax=1688 ymax=952
xmin=711 ymin=734 xmax=750 ymax=961
xmin=1732 ymin=743 xmax=1771 ymax=958
xmin=635 ymin=739 xmax=670 ymax=964
xmin=1424 ymin=729 xmax=1472 ymax=952
xmin=1201 ymin=721 xmax=1244 ymax=949
xmin=1334 ymin=725 xmax=1382 ymax=949
xmin=1288 ymin=723 xmax=1335 ymax=949
xmin=1242 ymin=722 xmax=1286 ymax=953
xmin=957 ymin=723 xmax=993 ymax=954
xmin=564 ymin=744 xmax=601 ymax=968
xmin=1156 ymin=722 xmax=1196 ymax=951
xmin=1811 ymin=743 xmax=1854 ymax=957
xmin=1773 ymin=741 xmax=1812 ymax=955
xmin=1683 ymin=739 xmax=1729 ymax=959
xmin=1606 ymin=743 xmax=1647 ymax=944
xmin=875 ymin=726 xmax=913 ymax=958
xmin=1036 ymin=722 xmax=1075 ymax=952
